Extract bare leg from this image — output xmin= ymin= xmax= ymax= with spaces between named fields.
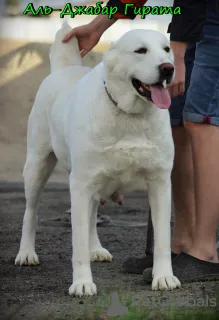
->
xmin=148 ymin=177 xmax=181 ymax=290
xmin=89 ymin=200 xmax=113 ymax=262
xmin=15 ymin=152 xmax=57 ymax=265
xmin=171 ymin=126 xmax=196 ymax=254
xmin=184 ymin=122 xmax=219 ymax=262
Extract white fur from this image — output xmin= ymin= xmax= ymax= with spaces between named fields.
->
xmin=15 ymin=22 xmax=181 ymax=296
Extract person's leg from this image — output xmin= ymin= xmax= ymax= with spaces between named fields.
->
xmin=182 ymin=35 xmax=219 ymax=263
xmin=143 ymin=121 xmax=219 ymax=282
xmin=170 ymin=44 xmax=196 ymax=254
xmin=184 ymin=122 xmax=219 ymax=262
xmin=171 ymin=126 xmax=195 ymax=254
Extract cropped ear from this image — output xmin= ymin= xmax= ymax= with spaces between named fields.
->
xmin=104 ymin=48 xmax=119 ymax=73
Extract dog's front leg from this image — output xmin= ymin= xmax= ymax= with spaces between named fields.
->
xmin=69 ymin=178 xmax=97 ymax=297
xmin=148 ymin=176 xmax=181 ymax=291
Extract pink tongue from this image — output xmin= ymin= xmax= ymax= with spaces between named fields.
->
xmin=150 ymin=84 xmax=171 ymax=109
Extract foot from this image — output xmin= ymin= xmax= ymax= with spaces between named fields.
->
xmin=152 ymin=275 xmax=181 ymax=291
xmin=69 ymin=280 xmax=97 ymax=297
xmin=15 ymin=249 xmax=39 ymax=265
xmin=90 ymin=247 xmax=113 ymax=262
xmin=143 ymin=252 xmax=219 ymax=284
xmin=150 ymin=258 xmax=181 ymax=291
xmin=186 ymin=247 xmax=219 ymax=263
xmin=122 ymin=252 xmax=178 ymax=274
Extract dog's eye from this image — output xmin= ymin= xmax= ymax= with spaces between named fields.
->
xmin=134 ymin=48 xmax=147 ymax=54
xmin=164 ymin=46 xmax=170 ymax=53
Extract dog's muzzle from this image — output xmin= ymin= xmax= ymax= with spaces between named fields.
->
xmin=159 ymin=63 xmax=174 ymax=84
xmin=131 ymin=63 xmax=174 ymax=110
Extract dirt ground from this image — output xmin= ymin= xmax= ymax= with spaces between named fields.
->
xmin=0 ymin=182 xmax=218 ymax=319
xmin=0 ymin=39 xmax=218 ymax=319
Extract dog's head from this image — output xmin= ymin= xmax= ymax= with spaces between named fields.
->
xmin=103 ymin=29 xmax=174 ymax=113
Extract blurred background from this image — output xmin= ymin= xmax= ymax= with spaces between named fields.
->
xmin=0 ymin=0 xmax=173 ymax=183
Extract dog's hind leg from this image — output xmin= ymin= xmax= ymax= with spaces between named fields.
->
xmin=89 ymin=200 xmax=113 ymax=262
xmin=15 ymin=151 xmax=57 ymax=266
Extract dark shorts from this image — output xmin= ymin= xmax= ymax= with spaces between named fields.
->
xmin=169 ymin=44 xmax=196 ymax=126
xmin=169 ymin=8 xmax=219 ymax=127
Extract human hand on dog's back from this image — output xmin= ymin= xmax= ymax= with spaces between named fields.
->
xmin=62 ymin=15 xmax=117 ymax=57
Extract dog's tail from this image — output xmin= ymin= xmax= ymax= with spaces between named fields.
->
xmin=49 ymin=20 xmax=82 ymax=73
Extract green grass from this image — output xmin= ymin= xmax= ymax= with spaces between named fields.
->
xmin=49 ymin=304 xmax=218 ymax=320
xmin=45 ymin=289 xmax=219 ymax=320
xmin=96 ymin=289 xmax=219 ymax=320
xmin=113 ymin=305 xmax=218 ymax=320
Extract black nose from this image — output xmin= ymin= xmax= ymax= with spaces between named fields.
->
xmin=159 ymin=63 xmax=174 ymax=78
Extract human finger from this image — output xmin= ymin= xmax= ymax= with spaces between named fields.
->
xmin=178 ymin=82 xmax=185 ymax=95
xmin=80 ymin=48 xmax=89 ymax=57
xmin=62 ymin=29 xmax=76 ymax=43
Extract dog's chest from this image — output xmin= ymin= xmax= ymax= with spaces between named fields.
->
xmin=104 ymin=136 xmax=170 ymax=180
xmin=92 ymin=136 xmax=171 ymax=199
xmin=93 ymin=138 xmax=168 ymax=198
xmin=107 ymin=139 xmax=157 ymax=170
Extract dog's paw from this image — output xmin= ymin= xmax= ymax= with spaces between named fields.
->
xmin=69 ymin=280 xmax=97 ymax=297
xmin=152 ymin=275 xmax=181 ymax=291
xmin=15 ymin=249 xmax=39 ymax=266
xmin=90 ymin=247 xmax=113 ymax=262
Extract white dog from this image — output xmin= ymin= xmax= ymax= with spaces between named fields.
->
xmin=15 ymin=22 xmax=181 ymax=296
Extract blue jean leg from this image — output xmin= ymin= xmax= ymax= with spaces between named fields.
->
xmin=183 ymin=37 xmax=219 ymax=126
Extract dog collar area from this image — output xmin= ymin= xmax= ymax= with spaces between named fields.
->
xmin=104 ymin=81 xmax=118 ymax=108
